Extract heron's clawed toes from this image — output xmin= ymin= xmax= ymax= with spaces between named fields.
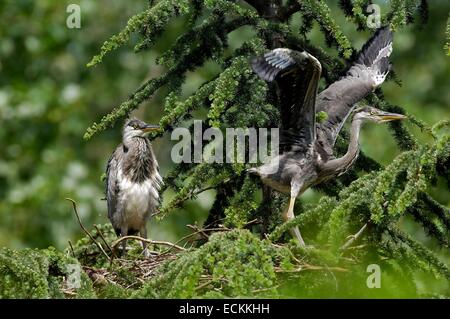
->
xmin=142 ymin=248 xmax=150 ymax=258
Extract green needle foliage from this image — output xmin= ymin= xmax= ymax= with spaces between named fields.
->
xmin=0 ymin=247 xmax=95 ymax=298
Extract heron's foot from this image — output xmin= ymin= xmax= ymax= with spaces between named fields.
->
xmin=142 ymin=247 xmax=150 ymax=258
xmin=120 ymin=241 xmax=128 ymax=257
xmin=291 ymin=226 xmax=306 ymax=247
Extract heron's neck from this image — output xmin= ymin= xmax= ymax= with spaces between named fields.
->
xmin=122 ymin=136 xmax=155 ymax=183
xmin=344 ymin=118 xmax=362 ymax=164
xmin=321 ymin=118 xmax=362 ymax=174
xmin=123 ymin=135 xmax=146 ymax=149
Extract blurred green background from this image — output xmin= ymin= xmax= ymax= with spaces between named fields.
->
xmin=0 ymin=0 xmax=448 ymax=250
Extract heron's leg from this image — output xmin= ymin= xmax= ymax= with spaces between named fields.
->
xmin=282 ymin=182 xmax=306 ymax=246
xmin=140 ymin=226 xmax=150 ymax=258
xmin=120 ymin=226 xmax=128 ymax=257
xmin=283 ymin=196 xmax=306 ymax=246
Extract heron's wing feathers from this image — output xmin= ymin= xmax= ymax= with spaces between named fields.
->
xmin=317 ymin=26 xmax=393 ymax=149
xmin=105 ymin=146 xmax=121 ymax=220
xmin=251 ymin=49 xmax=297 ymax=82
xmin=252 ymin=48 xmax=322 ymax=152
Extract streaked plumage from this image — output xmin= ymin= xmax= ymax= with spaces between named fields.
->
xmin=106 ymin=118 xmax=162 ymax=256
xmin=250 ymin=27 xmax=406 ymax=246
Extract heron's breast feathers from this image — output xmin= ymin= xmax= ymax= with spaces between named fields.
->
xmin=114 ymin=168 xmax=162 ymax=227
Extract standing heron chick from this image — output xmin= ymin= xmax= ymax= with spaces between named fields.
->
xmin=106 ymin=118 xmax=163 ymax=257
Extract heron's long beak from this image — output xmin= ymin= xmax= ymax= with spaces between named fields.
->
xmin=378 ymin=111 xmax=407 ymax=122
xmin=141 ymin=124 xmax=160 ymax=132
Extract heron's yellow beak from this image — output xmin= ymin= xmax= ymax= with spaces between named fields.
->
xmin=378 ymin=112 xmax=407 ymax=122
xmin=141 ymin=124 xmax=160 ymax=132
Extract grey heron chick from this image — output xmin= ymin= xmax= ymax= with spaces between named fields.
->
xmin=105 ymin=118 xmax=163 ymax=257
xmin=250 ymin=27 xmax=407 ymax=246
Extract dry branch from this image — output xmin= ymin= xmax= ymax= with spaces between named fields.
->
xmin=65 ymin=198 xmax=111 ymax=261
xmin=111 ymin=235 xmax=187 ymax=252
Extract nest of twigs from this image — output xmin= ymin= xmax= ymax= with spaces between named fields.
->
xmin=66 ymin=198 xmax=259 ymax=293
xmin=82 ymin=251 xmax=179 ymax=290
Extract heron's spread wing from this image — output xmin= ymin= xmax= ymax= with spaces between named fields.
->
xmin=252 ymin=48 xmax=321 ymax=152
xmin=105 ymin=146 xmax=122 ymax=220
xmin=317 ymin=27 xmax=393 ymax=150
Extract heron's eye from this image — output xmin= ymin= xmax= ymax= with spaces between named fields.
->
xmin=369 ymin=110 xmax=375 ymax=115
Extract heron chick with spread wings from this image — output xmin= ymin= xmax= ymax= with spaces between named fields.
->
xmin=250 ymin=27 xmax=407 ymax=246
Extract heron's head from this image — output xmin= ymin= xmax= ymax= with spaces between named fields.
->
xmin=353 ymin=106 xmax=407 ymax=123
xmin=123 ymin=118 xmax=159 ymax=139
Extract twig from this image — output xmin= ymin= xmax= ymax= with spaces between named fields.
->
xmin=186 ymin=224 xmax=209 ymax=240
xmin=168 ymin=226 xmax=232 ymax=252
xmin=345 ymin=244 xmax=367 ymax=251
xmin=195 ymin=280 xmax=214 ymax=291
xmin=244 ymin=218 xmax=261 ymax=227
xmin=65 ymin=198 xmax=111 ymax=260
xmin=94 ymin=225 xmax=117 ymax=259
xmin=203 ymin=217 xmax=226 ymax=229
xmin=279 ymin=0 xmax=301 ymax=20
xmin=68 ymin=240 xmax=76 ymax=258
xmin=185 ymin=223 xmax=231 ymax=239
xmin=340 ymin=223 xmax=368 ymax=250
xmin=111 ymin=235 xmax=187 ymax=252
xmin=189 ymin=226 xmax=231 ymax=233
xmin=62 ymin=289 xmax=77 ymax=296
xmin=252 ymin=285 xmax=280 ymax=294
xmin=271 ymin=243 xmax=304 ymax=265
xmin=275 ymin=264 xmax=348 ymax=273
xmin=324 ymin=263 xmax=339 ymax=291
